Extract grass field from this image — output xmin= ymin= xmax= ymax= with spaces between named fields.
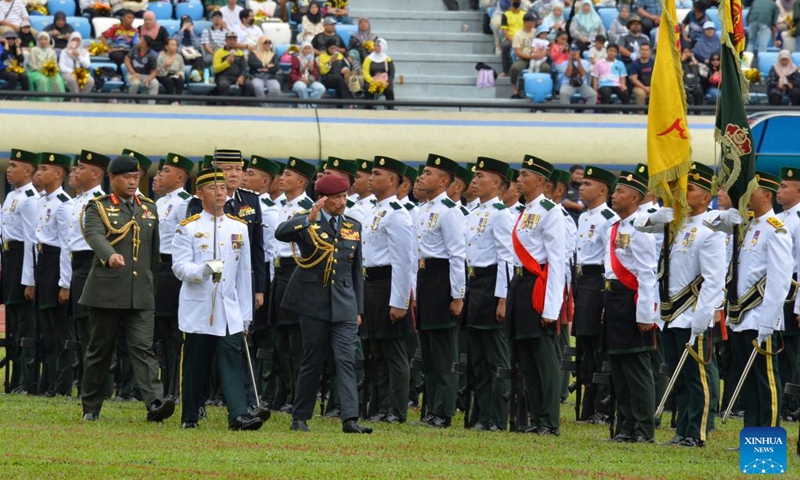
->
xmin=0 ymin=352 xmax=796 ymax=479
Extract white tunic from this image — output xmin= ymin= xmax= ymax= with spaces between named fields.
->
xmin=779 ymin=203 xmax=800 ymax=316
xmin=416 ymin=191 xmax=466 ymax=299
xmin=156 ymin=187 xmax=192 ymax=255
xmin=24 ymin=187 xmax=71 ymax=289
xmin=576 ymin=203 xmax=618 ymax=266
xmin=2 ymin=182 xmax=38 ymax=283
xmin=273 ymin=193 xmax=311 ymax=260
xmin=465 ymin=196 xmax=515 ymax=298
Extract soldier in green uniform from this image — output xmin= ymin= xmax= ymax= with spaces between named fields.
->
xmin=79 ymin=155 xmax=175 ymax=423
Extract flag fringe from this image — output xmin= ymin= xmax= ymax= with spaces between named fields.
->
xmin=718 ymin=0 xmax=749 ymax=100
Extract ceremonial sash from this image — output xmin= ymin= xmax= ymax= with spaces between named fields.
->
xmin=609 ymin=222 xmax=639 ymax=301
xmin=512 ymin=212 xmax=548 ymax=315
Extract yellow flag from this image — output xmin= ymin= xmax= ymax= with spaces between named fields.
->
xmin=646 ymin=0 xmax=691 ymax=227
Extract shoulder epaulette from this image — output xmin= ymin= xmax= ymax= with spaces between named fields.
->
xmin=459 ymin=206 xmax=470 ymax=216
xmin=239 ymin=188 xmax=257 ymax=195
xmin=371 ymin=199 xmax=377 ymax=206
xmin=280 ymin=199 xmax=286 ymax=206
xmin=516 ymin=205 xmax=525 ymax=213
xmin=178 ymin=191 xmax=191 ymax=200
xmin=93 ymin=191 xmax=104 ymax=197
xmin=57 ymin=193 xmax=69 ymax=203
xmin=540 ymin=199 xmax=555 ymax=211
xmin=647 ymin=207 xmax=657 ymax=213
xmin=346 ymin=199 xmax=355 ymax=208
xmin=179 ymin=214 xmax=200 ymax=226
xmin=138 ymin=194 xmax=155 ymax=204
xmin=442 ymin=198 xmax=456 ymax=208
xmin=601 ymin=209 xmax=614 ymax=220
xmin=226 ymin=213 xmax=247 ymax=225
xmin=389 ymin=201 xmax=402 ymax=210
xmin=25 ymin=189 xmax=35 ymax=197
xmin=562 ymin=209 xmax=569 ymax=217
xmin=493 ymin=203 xmax=506 ymax=210
xmin=298 ymin=198 xmax=313 ymax=210
xmin=261 ymin=197 xmax=275 ymax=207
xmin=767 ymin=217 xmax=785 ymax=229
xmin=797 ymin=211 xmax=800 ymax=220
xmin=404 ymin=203 xmax=414 ymax=211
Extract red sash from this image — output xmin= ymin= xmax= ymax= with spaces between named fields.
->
xmin=512 ymin=212 xmax=549 ymax=315
xmin=609 ymin=221 xmax=639 ymax=301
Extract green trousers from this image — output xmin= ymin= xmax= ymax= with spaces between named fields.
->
xmin=275 ymin=324 xmax=303 ymax=407
xmin=609 ymin=351 xmax=655 ymax=439
xmin=252 ymin=327 xmax=279 ymax=406
xmin=39 ymin=306 xmax=75 ymax=395
xmin=469 ymin=328 xmax=510 ymax=429
xmin=556 ymin=324 xmax=570 ymax=401
xmin=516 ymin=335 xmax=561 ymax=429
xmin=779 ymin=334 xmax=800 ymax=416
xmin=8 ymin=303 xmax=37 ymax=392
xmin=732 ymin=330 xmax=782 ymax=428
xmin=662 ymin=327 xmax=712 ymax=442
xmin=371 ymin=337 xmax=410 ymax=421
xmin=650 ymin=330 xmax=668 ymax=427
xmin=419 ymin=327 xmax=458 ymax=418
xmin=155 ymin=315 xmax=183 ymax=399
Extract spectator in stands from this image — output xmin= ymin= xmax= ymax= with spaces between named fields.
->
xmin=125 ymin=34 xmax=159 ymax=103
xmin=628 ymin=42 xmax=653 ymax=106
xmin=793 ymin=1 xmax=800 ymax=52
xmin=275 ymin=0 xmax=292 ymax=23
xmin=767 ymin=49 xmax=800 ymax=105
xmin=508 ymin=13 xmax=541 ymax=98
xmin=363 ymin=38 xmax=395 ymax=109
xmin=312 ymin=17 xmax=346 ymax=55
xmin=681 ymin=47 xmax=705 ymax=105
xmin=113 ymin=0 xmax=147 ymax=19
xmin=587 ymin=34 xmax=607 ymax=67
xmin=297 ymin=2 xmax=324 ymax=44
xmin=563 ymin=165 xmax=584 ymax=223
xmin=348 ymin=17 xmax=377 ymax=61
xmin=681 ymin=1 xmax=709 ymax=48
xmin=157 ymin=38 xmax=185 ymax=104
xmin=0 ymin=32 xmax=29 ymax=92
xmin=213 ymin=30 xmax=254 ymax=97
xmin=326 ymin=0 xmax=352 ymax=25
xmin=220 ymin=0 xmax=244 ymax=31
xmin=0 ymin=0 xmax=29 ymax=36
xmin=541 ymin=2 xmax=566 ymax=38
xmin=18 ymin=20 xmax=34 ymax=48
xmin=500 ymin=0 xmax=527 ymax=76
xmin=635 ymin=0 xmax=662 ymax=37
xmin=139 ymin=11 xmax=170 ymax=53
xmin=559 ymin=44 xmax=597 ymax=107
xmin=102 ymin=10 xmax=138 ymax=72
xmin=530 ymin=0 xmax=555 ymax=20
xmin=80 ymin=0 xmax=113 ymax=23
xmin=248 ymin=35 xmax=281 ymax=104
xmin=44 ymin=11 xmax=74 ymax=50
xmin=777 ymin=0 xmax=794 ymax=42
xmin=201 ymin=10 xmax=226 ymax=67
xmin=692 ymin=21 xmax=719 ymax=63
xmin=235 ymin=8 xmax=262 ymax=51
xmin=174 ymin=15 xmax=204 ymax=82
xmin=618 ymin=15 xmax=650 ymax=65
xmin=592 ymin=43 xmax=629 ymax=104
xmin=319 ymin=38 xmax=353 ymax=104
xmin=59 ymin=32 xmax=94 ymax=98
xmin=570 ymin=1 xmax=605 ymax=51
xmin=702 ymin=51 xmax=720 ymax=100
xmin=290 ymin=41 xmax=326 ymax=107
xmin=747 ymin=0 xmax=779 ymax=56
xmin=549 ymin=30 xmax=570 ymax=69
xmin=607 ymin=4 xmax=630 ymax=45
xmin=28 ymin=32 xmax=64 ymax=101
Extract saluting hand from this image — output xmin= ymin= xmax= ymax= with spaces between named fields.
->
xmin=307 ymin=196 xmax=328 ymax=223
xmin=108 ymin=253 xmax=126 ymax=269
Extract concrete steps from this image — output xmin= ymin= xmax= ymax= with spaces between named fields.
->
xmin=380 ymin=32 xmax=495 ymax=55
xmin=353 ymin=0 xmax=474 ymax=12
xmin=389 ymin=52 xmax=501 ymax=76
xmin=348 ymin=10 xmax=484 ymax=34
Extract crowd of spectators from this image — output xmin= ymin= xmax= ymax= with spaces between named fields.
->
xmin=0 ymin=0 xmax=396 ymax=107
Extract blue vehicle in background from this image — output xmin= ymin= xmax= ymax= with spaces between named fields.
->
xmin=749 ymin=112 xmax=800 ymax=174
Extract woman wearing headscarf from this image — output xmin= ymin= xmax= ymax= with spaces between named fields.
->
xmin=297 ymin=2 xmax=324 ymax=44
xmin=59 ymin=31 xmax=94 ymax=98
xmin=44 ymin=11 xmax=75 ymax=50
xmin=691 ymin=21 xmax=720 ymax=63
xmin=767 ymin=50 xmax=800 ymax=105
xmin=290 ymin=41 xmax=326 ymax=107
xmin=608 ymin=4 xmax=630 ymax=45
xmin=173 ymin=15 xmax=204 ymax=81
xmin=541 ymin=2 xmax=566 ymax=36
xmin=569 ymin=1 xmax=606 ymax=51
xmin=157 ymin=38 xmax=186 ymax=104
xmin=319 ymin=38 xmax=354 ymax=105
xmin=138 ymin=11 xmax=170 ymax=53
xmin=531 ymin=0 xmax=554 ymax=20
xmin=247 ymin=35 xmax=281 ymax=104
xmin=362 ymin=38 xmax=395 ymax=109
xmin=28 ymin=32 xmax=65 ymax=101
xmin=348 ymin=17 xmax=377 ymax=62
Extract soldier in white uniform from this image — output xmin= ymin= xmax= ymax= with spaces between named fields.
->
xmin=507 ymin=155 xmax=565 ymax=436
xmin=501 ymin=168 xmax=523 ymax=212
xmin=347 ymin=159 xmax=376 ymax=225
xmin=398 ymin=164 xmax=422 ymax=407
xmin=22 ymin=153 xmax=72 ymax=396
xmin=463 ymin=157 xmax=515 ymax=431
xmin=635 ymin=163 xmax=726 ymax=447
xmin=154 ymin=153 xmax=195 ymax=401
xmin=449 ymin=166 xmax=474 ymax=217
xmin=173 ymin=168 xmax=262 ymax=431
xmin=415 ymin=154 xmax=466 ymax=428
xmin=777 ymin=166 xmax=800 ymax=420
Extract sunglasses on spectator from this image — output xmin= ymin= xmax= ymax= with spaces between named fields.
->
xmin=264 ymin=41 xmax=272 ymax=44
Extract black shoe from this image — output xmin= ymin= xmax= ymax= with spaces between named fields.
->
xmin=587 ymin=412 xmax=610 ymax=425
xmin=290 ymin=419 xmax=309 ymax=432
xmin=537 ymin=427 xmax=560 ymax=436
xmin=83 ymin=412 xmax=99 ymax=421
xmin=249 ymin=405 xmax=271 ymax=423
xmin=420 ymin=413 xmax=434 ymax=424
xmin=181 ymin=421 xmax=198 ymax=429
xmin=229 ymin=414 xmax=263 ymax=431
xmin=520 ymin=425 xmax=540 ymax=434
xmin=606 ymin=434 xmax=633 ymax=443
xmin=663 ymin=435 xmax=685 ymax=446
xmin=677 ymin=437 xmax=705 ymax=447
xmin=43 ymin=390 xmax=56 ymax=398
xmin=487 ymin=424 xmax=502 ymax=432
xmin=279 ymin=403 xmax=293 ymax=414
xmin=146 ymin=398 xmax=176 ymax=423
xmin=368 ymin=413 xmax=386 ymax=422
xmin=470 ymin=422 xmax=488 ymax=431
xmin=324 ymin=407 xmax=341 ymax=419
xmin=632 ymin=435 xmax=654 ymax=443
xmin=198 ymin=407 xmax=207 ymax=420
xmin=113 ymin=395 xmax=127 ymax=402
xmin=382 ymin=414 xmax=404 ymax=424
xmin=343 ymin=419 xmax=373 ymax=434
xmin=427 ymin=416 xmax=451 ymax=428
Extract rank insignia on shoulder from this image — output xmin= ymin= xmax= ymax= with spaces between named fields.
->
xmin=57 ymin=193 xmax=69 ymax=202
xmin=180 ymin=214 xmax=201 ymax=226
xmin=601 ymin=209 xmax=614 ymax=220
xmin=346 ymin=199 xmax=355 ymax=208
xmin=516 ymin=205 xmax=524 ymax=213
xmin=93 ymin=191 xmax=103 ymax=197
xmin=404 ymin=203 xmax=414 ymax=211
xmin=459 ymin=206 xmax=469 ymax=216
xmin=390 ymin=201 xmax=402 ymax=210
xmin=262 ymin=197 xmax=275 ymax=207
xmin=226 ymin=213 xmax=247 ymax=225
xmin=540 ymin=199 xmax=554 ymax=211
xmin=26 ymin=189 xmax=35 ymax=197
xmin=493 ymin=203 xmax=506 ymax=210
xmin=442 ymin=198 xmax=456 ymax=208
xmin=562 ymin=209 xmax=569 ymax=217
xmin=767 ymin=217 xmax=785 ymax=229
xmin=647 ymin=208 xmax=657 ymax=214
xmin=178 ymin=191 xmax=191 ymax=200
xmin=298 ymin=198 xmax=313 ymax=209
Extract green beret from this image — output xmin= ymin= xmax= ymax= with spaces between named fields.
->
xmin=249 ymin=155 xmax=281 ymax=177
xmin=72 ymin=155 xmax=80 ymax=168
xmin=635 ymin=163 xmax=649 ymax=181
xmin=121 ymin=149 xmax=152 ymax=172
xmin=475 ymin=156 xmax=510 ymax=179
xmin=10 ymin=148 xmax=39 ymax=167
xmin=755 ymin=171 xmax=781 ymax=193
xmin=108 ymin=155 xmax=141 ymax=175
xmin=417 ymin=164 xmax=425 ymax=177
xmin=780 ymin=166 xmax=799 ymax=182
xmin=467 ymin=162 xmax=477 ymax=174
xmin=425 ymin=153 xmax=459 ymax=176
xmin=165 ymin=153 xmax=195 ymax=175
xmin=550 ymin=169 xmax=571 ymax=186
xmin=202 ymin=155 xmax=214 ymax=169
xmin=455 ymin=165 xmax=474 ymax=186
xmin=39 ymin=152 xmax=71 ymax=170
xmin=616 ymin=170 xmax=649 ymax=196
xmin=507 ymin=168 xmax=519 ymax=182
xmin=327 ymin=157 xmax=358 ymax=177
xmin=157 ymin=158 xmax=165 ymax=171
xmin=317 ymin=159 xmax=327 ymax=173
xmin=275 ymin=161 xmax=286 ymax=175
xmin=687 ymin=162 xmax=715 ymax=191
xmin=584 ymin=165 xmax=616 ymax=187
xmin=520 ymin=154 xmax=553 ymax=178
xmin=242 ymin=157 xmax=250 ymax=170
xmin=195 ymin=168 xmax=226 ymax=189
xmin=286 ymin=156 xmax=317 ymax=180
xmin=357 ymin=159 xmax=373 ymax=173
xmin=79 ymin=150 xmax=110 ymax=171
xmin=373 ymin=155 xmax=407 ymax=177
xmin=403 ymin=164 xmax=418 ymax=182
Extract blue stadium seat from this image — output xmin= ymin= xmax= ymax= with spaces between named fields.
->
xmin=66 ymin=17 xmax=90 ymax=39
xmin=148 ymin=1 xmax=173 ymax=21
xmin=275 ymin=44 xmax=291 ymax=71
xmin=523 ymin=73 xmax=553 ymax=103
xmin=706 ymin=8 xmax=721 ymax=32
xmin=793 ymin=52 xmax=800 ymax=66
xmin=757 ymin=51 xmax=779 ymax=77
xmin=29 ymin=16 xmax=52 ymax=32
xmin=597 ymin=7 xmax=618 ymax=32
xmin=335 ymin=24 xmax=357 ymax=46
xmin=161 ymin=19 xmax=180 ymax=37
xmin=47 ymin=0 xmax=75 ymax=17
xmin=176 ymin=1 xmax=203 ymax=22
xmin=193 ymin=20 xmax=211 ymax=36
xmin=742 ymin=8 xmax=749 ymax=28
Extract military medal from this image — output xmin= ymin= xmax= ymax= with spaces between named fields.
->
xmin=588 ymin=224 xmax=595 ymax=238
xmin=164 ymin=204 xmax=173 ymax=218
xmin=231 ymin=233 xmax=244 ymax=250
xmin=476 ymin=217 xmax=488 ymax=234
xmin=10 ymin=199 xmax=18 ymax=213
xmin=427 ymin=213 xmax=438 ymax=229
xmin=751 ymin=230 xmax=761 ymax=246
xmin=45 ymin=208 xmax=51 ymax=224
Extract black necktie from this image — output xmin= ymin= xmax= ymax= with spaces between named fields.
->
xmin=329 ymin=216 xmax=337 ymax=232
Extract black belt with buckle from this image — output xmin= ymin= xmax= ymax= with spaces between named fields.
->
xmin=71 ymin=250 xmax=94 ymax=262
xmin=468 ymin=264 xmax=497 ymax=279
xmin=365 ymin=265 xmax=392 ymax=280
xmin=37 ymin=243 xmax=60 ymax=254
xmin=276 ymin=257 xmax=297 ymax=269
xmin=577 ymin=264 xmax=604 ymax=276
xmin=2 ymin=240 xmax=23 ymax=252
xmin=418 ymin=258 xmax=449 ymax=269
xmin=160 ymin=254 xmax=172 ymax=263
xmin=514 ymin=264 xmax=545 ymax=278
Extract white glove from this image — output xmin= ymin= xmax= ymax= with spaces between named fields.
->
xmin=720 ymin=209 xmax=743 ymax=226
xmin=204 ymin=259 xmax=223 ymax=275
xmin=243 ymin=320 xmax=251 ymax=332
xmin=688 ymin=325 xmax=706 ymax=346
xmin=649 ymin=207 xmax=674 ymax=225
xmin=757 ymin=325 xmax=773 ymax=347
